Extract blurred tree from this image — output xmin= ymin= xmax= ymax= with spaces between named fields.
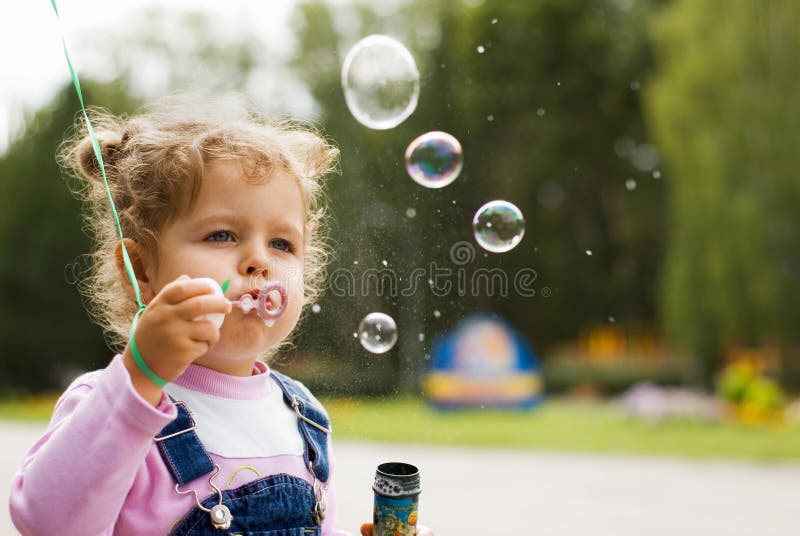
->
xmin=647 ymin=0 xmax=800 ymax=386
xmin=0 ymin=1 xmax=668 ymax=395
xmin=289 ymin=0 xmax=660 ymax=394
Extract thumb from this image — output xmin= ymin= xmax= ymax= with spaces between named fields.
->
xmin=360 ymin=522 xmax=373 ymax=536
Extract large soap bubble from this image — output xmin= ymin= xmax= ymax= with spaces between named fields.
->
xmin=405 ymin=131 xmax=463 ymax=188
xmin=358 ymin=312 xmax=398 ymax=354
xmin=341 ymin=35 xmax=420 ymax=130
xmin=473 ymin=200 xmax=525 ymax=253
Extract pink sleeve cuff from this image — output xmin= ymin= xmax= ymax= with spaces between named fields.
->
xmin=102 ymin=354 xmax=177 ymax=433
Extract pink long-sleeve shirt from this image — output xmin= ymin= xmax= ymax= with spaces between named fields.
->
xmin=9 ymin=355 xmax=351 ymax=536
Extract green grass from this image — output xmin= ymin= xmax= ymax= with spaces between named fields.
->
xmin=323 ymin=397 xmax=800 ymax=462
xmin=0 ymin=395 xmax=61 ymax=421
xmin=3 ymin=395 xmax=799 ymax=462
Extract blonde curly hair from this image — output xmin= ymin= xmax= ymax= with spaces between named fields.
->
xmin=59 ymin=93 xmax=338 ymax=354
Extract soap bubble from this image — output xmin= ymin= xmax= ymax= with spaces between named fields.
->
xmin=341 ymin=35 xmax=420 ymax=130
xmin=405 ymin=131 xmax=463 ymax=189
xmin=473 ymin=200 xmax=525 ymax=253
xmin=358 ymin=312 xmax=398 ymax=354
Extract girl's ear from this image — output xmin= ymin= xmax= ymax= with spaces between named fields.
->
xmin=114 ymin=238 xmax=157 ymax=304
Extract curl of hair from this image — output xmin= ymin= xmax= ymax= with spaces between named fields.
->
xmin=59 ymin=94 xmax=339 ymax=358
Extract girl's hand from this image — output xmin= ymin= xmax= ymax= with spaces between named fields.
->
xmin=123 ymin=275 xmax=231 ymax=405
xmin=360 ymin=523 xmax=434 ymax=536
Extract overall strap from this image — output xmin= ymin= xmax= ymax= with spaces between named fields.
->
xmin=270 ymin=371 xmax=332 ymax=483
xmin=155 ymin=400 xmax=215 ymax=486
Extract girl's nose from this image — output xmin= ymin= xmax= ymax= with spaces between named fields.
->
xmin=246 ymin=264 xmax=268 ymax=276
xmin=241 ymin=244 xmax=270 ymax=277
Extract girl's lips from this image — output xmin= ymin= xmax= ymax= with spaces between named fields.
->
xmin=234 ymin=291 xmax=280 ymax=310
xmin=234 ymin=290 xmax=259 ymax=302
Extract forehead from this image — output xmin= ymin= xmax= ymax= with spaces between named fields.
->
xmin=189 ymin=159 xmax=305 ymax=219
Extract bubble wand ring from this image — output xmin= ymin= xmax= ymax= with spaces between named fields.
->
xmin=230 ymin=281 xmax=289 ymax=324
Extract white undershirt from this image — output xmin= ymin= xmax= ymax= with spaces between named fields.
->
xmin=164 ymin=379 xmax=305 ymax=459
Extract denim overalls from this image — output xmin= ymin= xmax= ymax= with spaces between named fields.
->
xmin=155 ymin=371 xmax=331 ymax=536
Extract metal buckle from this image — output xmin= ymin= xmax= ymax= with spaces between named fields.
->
xmin=175 ymin=464 xmax=233 ymax=530
xmin=291 ymin=395 xmax=331 ymax=434
xmin=154 ymin=401 xmax=197 ymax=442
xmin=309 ymin=461 xmax=327 ymax=524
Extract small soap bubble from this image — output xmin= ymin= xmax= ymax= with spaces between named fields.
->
xmin=477 ymin=45 xmax=486 ymax=54
xmin=341 ymin=35 xmax=420 ymax=130
xmin=311 ymin=304 xmax=321 ymax=314
xmin=353 ymin=260 xmax=359 ymax=265
xmin=625 ymin=178 xmax=637 ymax=191
xmin=433 ymin=310 xmax=441 ymax=318
xmin=382 ymin=259 xmax=388 ymax=267
xmin=405 ymin=131 xmax=463 ymax=189
xmin=609 ymin=316 xmax=616 ymax=323
xmin=491 ymin=17 xmax=498 ymax=24
xmin=487 ymin=114 xmax=494 ymax=122
xmin=358 ymin=312 xmax=398 ymax=354
xmin=585 ymin=250 xmax=592 ymax=256
xmin=537 ymin=107 xmax=546 ymax=117
xmin=418 ymin=333 xmax=425 ymax=342
xmin=406 ymin=207 xmax=417 ymax=218
xmin=473 ymin=200 xmax=525 ymax=253
xmin=652 ymin=170 xmax=661 ymax=179
xmin=353 ymin=332 xmax=358 ymax=338
xmin=630 ymin=80 xmax=640 ymax=91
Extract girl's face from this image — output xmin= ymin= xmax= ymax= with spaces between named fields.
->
xmin=140 ymin=160 xmax=307 ymax=375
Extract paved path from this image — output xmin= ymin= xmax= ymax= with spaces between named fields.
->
xmin=2 ymin=421 xmax=799 ymax=535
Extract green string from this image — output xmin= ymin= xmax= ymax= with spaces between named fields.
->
xmin=50 ymin=0 xmax=166 ymax=387
xmin=129 ymin=308 xmax=167 ymax=388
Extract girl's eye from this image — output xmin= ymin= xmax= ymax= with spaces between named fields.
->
xmin=206 ymin=230 xmax=235 ymax=243
xmin=270 ymin=238 xmax=294 ymax=253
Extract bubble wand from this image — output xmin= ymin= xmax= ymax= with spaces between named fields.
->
xmin=198 ymin=278 xmax=288 ymax=329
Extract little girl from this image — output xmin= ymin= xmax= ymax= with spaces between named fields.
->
xmin=9 ymin=95 xmax=432 ymax=536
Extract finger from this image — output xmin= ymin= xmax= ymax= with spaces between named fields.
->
xmin=416 ymin=526 xmax=434 ymax=536
xmin=186 ymin=320 xmax=221 ymax=345
xmin=160 ymin=277 xmax=221 ymax=305
xmin=173 ymin=294 xmax=231 ymax=320
xmin=359 ymin=523 xmax=372 ymax=536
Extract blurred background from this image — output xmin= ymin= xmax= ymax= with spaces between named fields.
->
xmin=1 ymin=0 xmax=800 ymax=463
